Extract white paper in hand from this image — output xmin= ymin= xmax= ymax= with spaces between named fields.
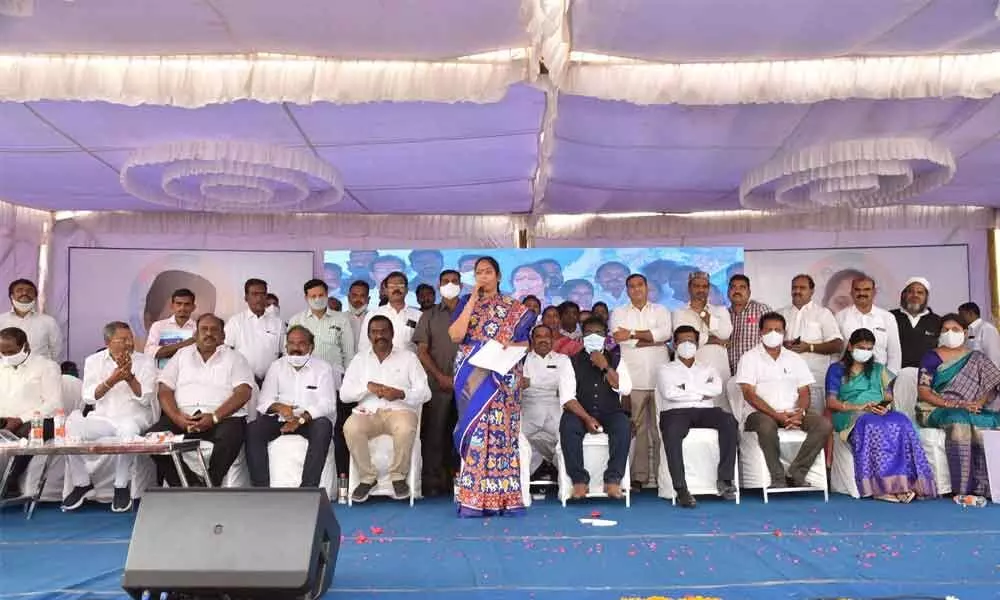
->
xmin=469 ymin=340 xmax=527 ymax=374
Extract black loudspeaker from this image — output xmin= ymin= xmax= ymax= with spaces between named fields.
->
xmin=122 ymin=488 xmax=340 ymax=600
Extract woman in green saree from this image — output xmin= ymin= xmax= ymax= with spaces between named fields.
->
xmin=917 ymin=313 xmax=1000 ymax=497
xmin=826 ymin=328 xmax=936 ymax=502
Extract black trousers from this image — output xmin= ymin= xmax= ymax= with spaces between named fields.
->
xmin=1 ymin=418 xmax=54 ymax=488
xmin=245 ymin=415 xmax=333 ymax=487
xmin=147 ymin=414 xmax=246 ymax=487
xmin=658 ymin=407 xmax=738 ymax=492
xmin=333 ymin=394 xmax=353 ymax=476
xmin=420 ymin=390 xmax=455 ymax=491
xmin=558 ymin=410 xmax=631 ymax=485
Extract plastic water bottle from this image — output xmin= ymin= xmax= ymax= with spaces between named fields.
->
xmin=29 ymin=411 xmax=43 ymax=445
xmin=954 ymin=495 xmax=988 ymax=508
xmin=337 ymin=474 xmax=348 ymax=504
xmin=53 ymin=408 xmax=66 ymax=445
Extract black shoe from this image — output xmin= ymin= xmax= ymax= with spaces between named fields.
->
xmin=676 ymin=489 xmax=697 ymax=508
xmin=718 ymin=480 xmax=738 ymax=501
xmin=351 ymin=482 xmax=376 ymax=503
xmin=111 ymin=486 xmax=133 ymax=513
xmin=769 ymin=477 xmax=788 ymax=489
xmin=61 ymin=484 xmax=94 ymax=512
xmin=392 ymin=480 xmax=411 ymax=500
xmin=630 ymin=480 xmax=644 ymax=493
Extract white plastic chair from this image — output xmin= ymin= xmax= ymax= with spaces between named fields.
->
xmin=727 ymin=379 xmax=828 ymax=502
xmin=556 ymin=433 xmax=633 ymax=507
xmin=347 ymin=412 xmax=422 ymax=507
xmin=518 ymin=431 xmax=553 ymax=506
xmin=656 ymin=427 xmax=740 ymax=505
xmin=268 ymin=434 xmax=336 ymax=494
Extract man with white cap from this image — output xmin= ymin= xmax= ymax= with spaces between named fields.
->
xmin=890 ymin=277 xmax=941 ymax=370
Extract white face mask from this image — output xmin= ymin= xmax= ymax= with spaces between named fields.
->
xmin=440 ymin=282 xmax=461 ymax=300
xmin=851 ymin=348 xmax=874 ymax=363
xmin=939 ymin=330 xmax=965 ymax=349
xmin=583 ymin=333 xmax=606 ymax=353
xmin=11 ymin=298 xmax=35 ymax=313
xmin=0 ymin=347 xmax=28 ymax=368
xmin=264 ymin=304 xmax=279 ymax=317
xmin=286 ymin=354 xmax=310 ymax=368
xmin=676 ymin=341 xmax=698 ymax=360
xmin=307 ymin=297 xmax=328 ymax=311
xmin=761 ymin=331 xmax=784 ymax=349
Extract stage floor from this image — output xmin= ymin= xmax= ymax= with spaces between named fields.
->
xmin=2 ymin=491 xmax=999 ymax=599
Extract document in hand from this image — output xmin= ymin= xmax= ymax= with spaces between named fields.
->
xmin=469 ymin=340 xmax=527 ymax=374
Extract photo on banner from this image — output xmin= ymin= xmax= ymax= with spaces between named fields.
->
xmin=744 ymin=245 xmax=971 ymax=315
xmin=322 ymin=247 xmax=744 ymax=311
xmin=67 ymin=248 xmax=314 ymax=364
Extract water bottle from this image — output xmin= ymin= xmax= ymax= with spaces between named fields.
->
xmin=29 ymin=411 xmax=43 ymax=445
xmin=53 ymin=408 xmax=66 ymax=445
xmin=337 ymin=474 xmax=348 ymax=504
xmin=954 ymin=495 xmax=988 ymax=508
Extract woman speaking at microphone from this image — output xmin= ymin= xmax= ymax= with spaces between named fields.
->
xmin=448 ymin=256 xmax=536 ymax=517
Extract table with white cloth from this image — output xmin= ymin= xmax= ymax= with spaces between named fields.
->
xmin=0 ymin=438 xmax=206 ymax=519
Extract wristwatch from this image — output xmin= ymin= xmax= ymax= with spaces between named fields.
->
xmin=298 ymin=416 xmax=307 ymax=425
xmin=629 ymin=329 xmax=636 ymax=339
xmin=601 ymin=367 xmax=609 ymax=375
xmin=211 ymin=412 xmax=219 ymax=425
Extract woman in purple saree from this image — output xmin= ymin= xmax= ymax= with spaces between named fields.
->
xmin=448 ymin=257 xmax=536 ymax=517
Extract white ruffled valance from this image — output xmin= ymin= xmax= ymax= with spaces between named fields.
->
xmin=0 ymin=53 xmax=528 ymax=107
xmin=533 ymin=205 xmax=996 ymax=242
xmin=563 ymin=52 xmax=1000 ymax=105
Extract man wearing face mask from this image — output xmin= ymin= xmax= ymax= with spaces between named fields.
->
xmin=224 ymin=278 xmax=284 ymax=387
xmin=358 ymin=272 xmax=422 ymax=355
xmin=412 ymin=270 xmax=462 ymax=496
xmin=656 ymin=326 xmax=738 ymax=508
xmin=288 ymin=279 xmax=354 ymax=475
xmin=735 ymin=313 xmax=832 ymax=488
xmin=62 ymin=322 xmax=156 ymax=513
xmin=346 ymin=280 xmax=371 ymax=348
xmin=836 ymin=275 xmax=902 ymax=375
xmin=890 ymin=277 xmax=941 ymax=370
xmin=244 ymin=326 xmax=336 ymax=487
xmin=0 ymin=279 xmax=61 ymax=361
xmin=561 ymin=317 xmax=633 ymax=500
xmin=0 ymin=327 xmax=61 ymax=499
xmin=521 ymin=324 xmax=576 ymax=481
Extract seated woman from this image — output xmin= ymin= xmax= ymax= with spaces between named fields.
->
xmin=917 ymin=313 xmax=1000 ymax=497
xmin=826 ymin=328 xmax=936 ymax=502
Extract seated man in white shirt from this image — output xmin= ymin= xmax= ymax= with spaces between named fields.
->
xmin=656 ymin=325 xmax=738 ymax=508
xmin=245 ymin=325 xmax=336 ymax=488
xmin=225 ymin=278 xmax=284 ymax=387
xmin=736 ymin=312 xmax=832 ymax=488
xmin=62 ymin=321 xmax=157 ymax=513
xmin=0 ymin=327 xmax=61 ymax=499
xmin=341 ymin=315 xmax=431 ymax=502
xmin=521 ymin=324 xmax=575 ymax=480
xmin=147 ymin=314 xmax=254 ymax=487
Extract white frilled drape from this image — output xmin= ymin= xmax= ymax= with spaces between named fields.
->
xmin=0 ymin=199 xmax=48 ymax=293
xmin=46 ymin=212 xmax=523 ymax=343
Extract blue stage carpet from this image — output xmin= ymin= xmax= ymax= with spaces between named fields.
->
xmin=2 ymin=492 xmax=1000 ymax=599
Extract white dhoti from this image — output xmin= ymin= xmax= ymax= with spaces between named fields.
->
xmin=65 ymin=410 xmax=143 ymax=488
xmin=521 ymin=398 xmax=562 ymax=473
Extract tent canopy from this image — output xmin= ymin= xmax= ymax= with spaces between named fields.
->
xmin=2 ymin=0 xmax=1000 ymax=215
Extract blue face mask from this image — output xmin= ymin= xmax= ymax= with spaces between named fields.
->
xmin=583 ymin=333 xmax=606 ymax=353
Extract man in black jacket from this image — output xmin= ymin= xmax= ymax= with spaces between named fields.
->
xmin=890 ymin=277 xmax=941 ymax=369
